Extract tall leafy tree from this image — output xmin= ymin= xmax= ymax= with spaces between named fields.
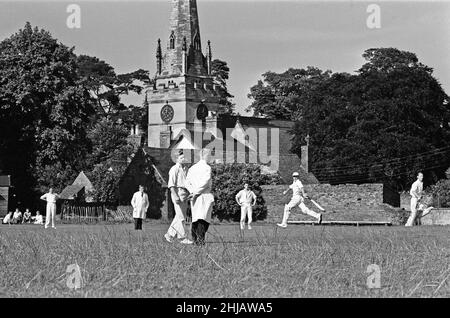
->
xmin=86 ymin=117 xmax=135 ymax=203
xmin=248 ymin=48 xmax=450 ymax=190
xmin=0 ymin=23 xmax=96 ymax=206
xmin=247 ymin=67 xmax=332 ymax=119
xmin=211 ymin=59 xmax=235 ymax=115
xmin=76 ymin=54 xmax=151 ymax=115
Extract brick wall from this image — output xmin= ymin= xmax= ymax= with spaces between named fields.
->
xmin=261 ymin=183 xmax=397 ymax=223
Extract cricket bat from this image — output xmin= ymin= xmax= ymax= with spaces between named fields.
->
xmin=309 ymin=198 xmax=326 ymax=212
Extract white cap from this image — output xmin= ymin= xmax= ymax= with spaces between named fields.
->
xmin=292 ymin=172 xmax=300 ymax=177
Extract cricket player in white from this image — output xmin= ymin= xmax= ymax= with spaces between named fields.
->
xmin=164 ymin=151 xmax=193 ymax=244
xmin=277 ymin=172 xmax=322 ymax=228
xmin=40 ymin=188 xmax=59 ymax=229
xmin=235 ymin=183 xmax=257 ymax=230
xmin=131 ymin=185 xmax=149 ymax=230
xmin=406 ymin=172 xmax=424 ymax=227
xmin=186 ymin=149 xmax=214 ymax=246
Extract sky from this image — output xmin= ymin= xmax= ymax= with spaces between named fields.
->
xmin=0 ymin=0 xmax=449 ymax=115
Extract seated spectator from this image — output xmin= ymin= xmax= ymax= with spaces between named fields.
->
xmin=12 ymin=208 xmax=22 ymax=224
xmin=33 ymin=211 xmax=44 ymax=225
xmin=2 ymin=211 xmax=13 ymax=224
xmin=22 ymin=209 xmax=32 ymax=224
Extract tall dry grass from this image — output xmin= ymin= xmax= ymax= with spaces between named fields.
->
xmin=0 ymin=224 xmax=449 ymax=297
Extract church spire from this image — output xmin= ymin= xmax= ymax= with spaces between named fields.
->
xmin=159 ymin=0 xmax=208 ymax=77
xmin=169 ymin=0 xmax=201 ymax=51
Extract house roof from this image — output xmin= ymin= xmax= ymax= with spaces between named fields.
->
xmin=0 ymin=175 xmax=11 ymax=187
xmin=59 ymin=184 xmax=84 ymax=200
xmin=277 ymin=153 xmax=319 ymax=184
xmin=142 ymin=147 xmax=177 ymax=187
xmin=72 ymin=171 xmax=94 ymax=192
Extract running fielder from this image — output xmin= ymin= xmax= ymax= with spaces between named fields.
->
xmin=277 ymin=172 xmax=322 ymax=228
xmin=405 ymin=172 xmax=424 ymax=227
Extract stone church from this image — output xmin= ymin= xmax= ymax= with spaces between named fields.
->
xmin=122 ymin=0 xmax=318 ymax=218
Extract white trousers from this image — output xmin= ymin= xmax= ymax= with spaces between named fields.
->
xmin=167 ymin=189 xmax=189 ymax=239
xmin=45 ymin=203 xmax=56 ymax=228
xmin=240 ymin=204 xmax=253 ymax=225
xmin=285 ymin=196 xmax=320 ymax=219
xmin=406 ymin=197 xmax=418 ymax=227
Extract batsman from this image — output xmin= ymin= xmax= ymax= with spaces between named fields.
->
xmin=277 ymin=172 xmax=323 ymax=228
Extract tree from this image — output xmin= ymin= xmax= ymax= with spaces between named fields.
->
xmin=86 ymin=117 xmax=135 ymax=203
xmin=211 ymin=59 xmax=235 ymax=115
xmin=429 ymin=179 xmax=450 ymax=208
xmin=248 ymin=48 xmax=450 ymax=190
xmin=0 ymin=23 xmax=96 ymax=206
xmin=211 ymin=163 xmax=279 ymax=221
xmin=76 ymin=54 xmax=151 ymax=115
xmin=246 ymin=67 xmax=332 ymax=119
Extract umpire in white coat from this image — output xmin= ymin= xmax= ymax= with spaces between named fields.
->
xmin=186 ymin=148 xmax=215 ymax=246
xmin=131 ymin=185 xmax=149 ymax=230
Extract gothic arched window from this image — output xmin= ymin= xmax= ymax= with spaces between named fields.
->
xmin=169 ymin=31 xmax=175 ymax=50
xmin=193 ymin=32 xmax=200 ymax=50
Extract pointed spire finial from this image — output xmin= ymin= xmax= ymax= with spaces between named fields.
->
xmin=207 ymin=40 xmax=212 ymax=59
xmin=156 ymin=38 xmax=162 ymax=75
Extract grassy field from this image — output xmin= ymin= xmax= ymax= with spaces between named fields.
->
xmin=1 ymin=222 xmax=450 ymax=297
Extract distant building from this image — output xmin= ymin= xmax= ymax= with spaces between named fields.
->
xmin=119 ymin=147 xmax=172 ymax=220
xmin=123 ymin=0 xmax=318 ymax=220
xmin=0 ymin=175 xmax=12 ymax=217
xmin=59 ymin=171 xmax=95 ymax=202
xmin=143 ymin=0 xmax=316 ymax=183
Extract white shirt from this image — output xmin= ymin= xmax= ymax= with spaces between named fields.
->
xmin=3 ymin=213 xmax=12 ymax=223
xmin=289 ymin=180 xmax=304 ymax=197
xmin=34 ymin=215 xmax=43 ymax=224
xmin=131 ymin=191 xmax=149 ymax=219
xmin=410 ymin=180 xmax=423 ymax=198
xmin=40 ymin=193 xmax=58 ymax=204
xmin=236 ymin=189 xmax=257 ymax=205
xmin=168 ymin=163 xmax=188 ymax=189
xmin=13 ymin=211 xmax=22 ymax=218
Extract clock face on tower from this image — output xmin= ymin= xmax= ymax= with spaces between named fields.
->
xmin=160 ymin=104 xmax=174 ymax=123
xmin=196 ymin=103 xmax=209 ymax=120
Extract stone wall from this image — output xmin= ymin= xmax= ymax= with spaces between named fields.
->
xmin=421 ymin=209 xmax=450 ymax=225
xmin=0 ymin=186 xmax=9 ymax=217
xmin=261 ymin=183 xmax=398 ymax=223
xmin=400 ymin=192 xmax=411 ymax=211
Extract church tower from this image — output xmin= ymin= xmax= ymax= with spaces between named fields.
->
xmin=147 ymin=0 xmax=221 ymax=148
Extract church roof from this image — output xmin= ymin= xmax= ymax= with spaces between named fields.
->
xmin=217 ymin=114 xmax=294 ymax=130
